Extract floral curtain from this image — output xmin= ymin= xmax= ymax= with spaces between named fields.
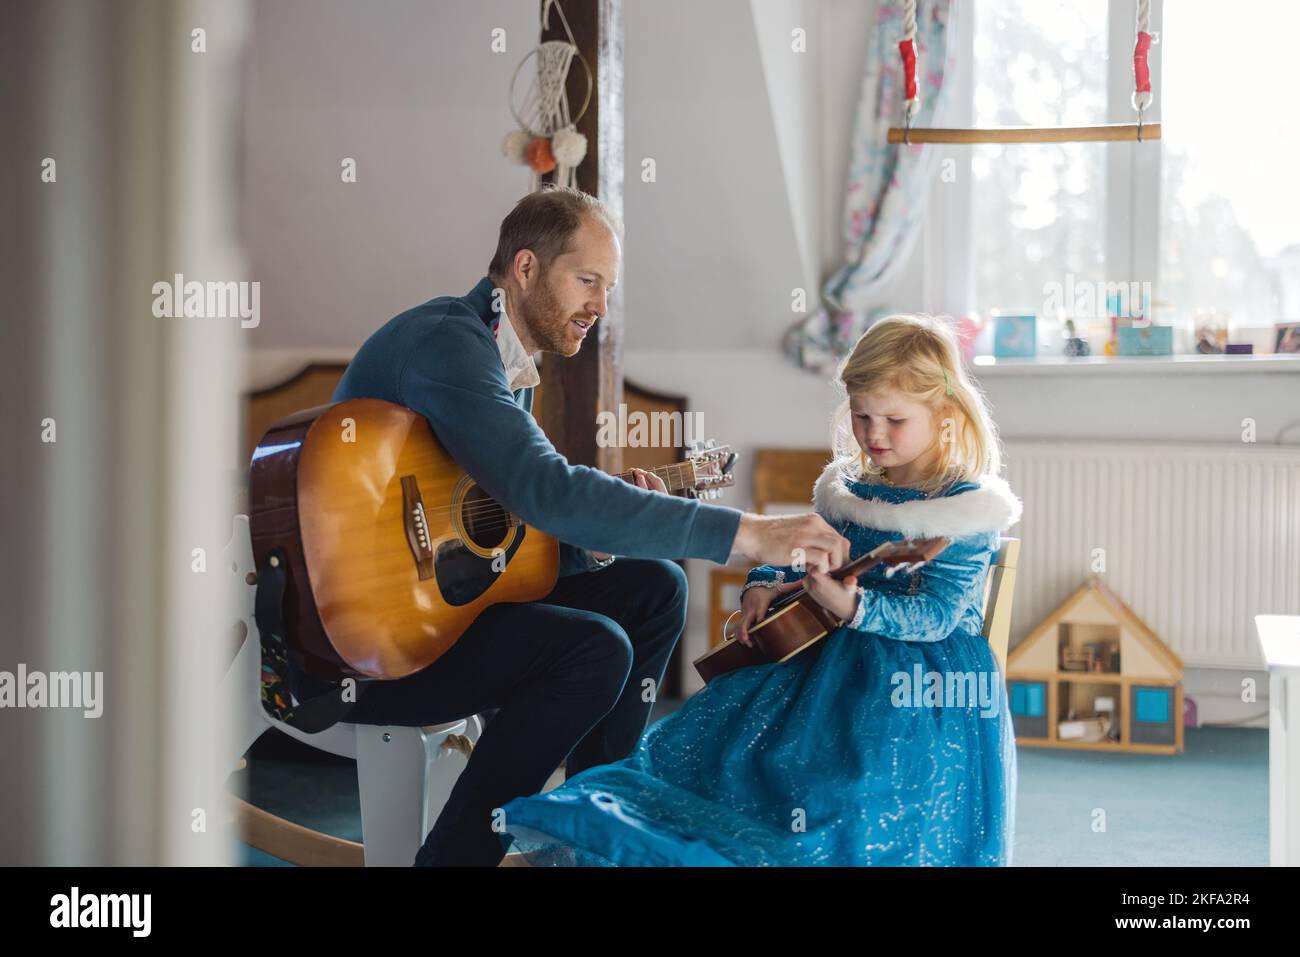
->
xmin=784 ymin=0 xmax=959 ymax=374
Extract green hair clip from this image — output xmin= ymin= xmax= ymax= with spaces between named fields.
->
xmin=942 ymin=367 xmax=954 ymax=396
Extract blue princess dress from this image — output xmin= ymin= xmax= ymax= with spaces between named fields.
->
xmin=498 ymin=457 xmax=1024 ymax=866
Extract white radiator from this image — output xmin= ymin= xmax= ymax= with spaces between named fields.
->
xmin=1003 ymin=440 xmax=1300 ymax=669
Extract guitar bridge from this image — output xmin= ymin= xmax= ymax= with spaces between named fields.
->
xmin=400 ymin=475 xmax=436 ymax=580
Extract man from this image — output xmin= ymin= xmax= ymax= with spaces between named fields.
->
xmin=287 ymin=184 xmax=850 ymax=866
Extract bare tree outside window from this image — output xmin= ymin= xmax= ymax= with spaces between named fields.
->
xmin=969 ymin=0 xmax=1300 ymax=355
xmin=1159 ymin=1 xmax=1300 ymax=344
xmin=971 ymin=0 xmax=1108 ymax=332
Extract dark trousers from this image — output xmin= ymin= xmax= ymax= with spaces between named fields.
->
xmin=338 ymin=557 xmax=688 ymax=866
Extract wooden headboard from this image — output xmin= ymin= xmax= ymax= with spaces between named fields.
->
xmin=752 ymin=448 xmax=834 ymax=513
xmin=244 ymin=363 xmax=349 ymax=466
xmin=243 ymin=363 xmax=688 ymax=472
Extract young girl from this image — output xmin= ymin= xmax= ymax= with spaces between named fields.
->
xmin=498 ymin=314 xmax=1022 ymax=866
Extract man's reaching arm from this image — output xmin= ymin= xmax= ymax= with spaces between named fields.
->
xmin=398 ymin=311 xmax=743 ymax=563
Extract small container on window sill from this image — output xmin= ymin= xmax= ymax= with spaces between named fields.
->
xmin=1224 ymin=343 xmax=1254 ymax=355
xmin=992 ymin=313 xmax=1037 ymax=358
xmin=1061 ymin=318 xmax=1091 ymax=357
xmin=1118 ymin=325 xmax=1174 ymax=356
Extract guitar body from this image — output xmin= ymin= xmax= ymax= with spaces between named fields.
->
xmin=250 ymin=399 xmax=559 ymax=682
xmin=693 ymin=587 xmax=842 ymax=684
xmin=250 ymin=397 xmax=737 ymax=685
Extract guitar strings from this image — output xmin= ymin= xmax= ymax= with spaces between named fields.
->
xmin=415 ymin=487 xmax=693 ymax=531
xmin=416 ymin=468 xmax=692 ymax=519
xmin=410 ymin=463 xmax=701 ymax=520
xmin=398 ymin=461 xmax=729 ymax=538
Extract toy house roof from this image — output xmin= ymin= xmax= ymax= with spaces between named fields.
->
xmin=1007 ymin=574 xmax=1183 ymax=678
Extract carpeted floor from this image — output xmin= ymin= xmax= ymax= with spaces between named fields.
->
xmin=230 ymin=698 xmax=1268 ymax=867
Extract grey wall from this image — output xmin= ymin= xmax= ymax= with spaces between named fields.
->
xmin=242 ymin=0 xmax=826 ymax=352
xmin=243 ymin=0 xmax=537 ymax=349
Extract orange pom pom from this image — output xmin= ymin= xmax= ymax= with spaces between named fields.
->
xmin=526 ymin=137 xmax=557 ymax=173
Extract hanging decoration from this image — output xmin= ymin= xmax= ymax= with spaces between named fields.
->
xmin=501 ymin=0 xmax=593 ymax=190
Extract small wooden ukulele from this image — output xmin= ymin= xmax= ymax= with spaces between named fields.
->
xmin=693 ymin=537 xmax=951 ymax=684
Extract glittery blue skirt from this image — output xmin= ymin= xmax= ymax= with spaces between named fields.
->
xmin=498 ymin=624 xmax=1017 ymax=866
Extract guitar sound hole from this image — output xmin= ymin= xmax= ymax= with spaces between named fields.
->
xmin=461 ymin=485 xmax=509 ymax=550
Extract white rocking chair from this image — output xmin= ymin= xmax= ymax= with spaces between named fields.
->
xmin=222 ymin=515 xmax=484 ymax=866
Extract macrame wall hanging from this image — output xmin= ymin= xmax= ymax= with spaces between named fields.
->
xmin=501 ymin=0 xmax=593 ymax=190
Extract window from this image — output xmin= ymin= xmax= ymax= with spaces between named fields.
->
xmin=940 ymin=0 xmax=1300 ymax=358
xmin=971 ymin=0 xmax=1108 ymax=322
xmin=1157 ymin=1 xmax=1300 ymax=346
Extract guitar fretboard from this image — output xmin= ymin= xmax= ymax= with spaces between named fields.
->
xmin=613 ymin=462 xmax=696 ymax=493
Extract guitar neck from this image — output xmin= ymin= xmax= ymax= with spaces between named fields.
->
xmin=612 ymin=461 xmax=696 ymax=494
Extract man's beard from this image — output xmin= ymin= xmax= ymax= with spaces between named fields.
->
xmin=518 ymin=269 xmax=584 ymax=355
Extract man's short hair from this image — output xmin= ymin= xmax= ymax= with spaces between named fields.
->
xmin=487 ymin=184 xmax=623 ymax=283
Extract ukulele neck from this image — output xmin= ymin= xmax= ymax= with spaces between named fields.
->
xmin=831 ymin=549 xmax=888 ymax=582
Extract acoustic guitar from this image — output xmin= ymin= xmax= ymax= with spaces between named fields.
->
xmin=248 ymin=398 xmax=736 ymax=684
xmin=693 ymin=537 xmax=951 ymax=684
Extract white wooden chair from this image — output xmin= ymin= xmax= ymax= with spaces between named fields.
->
xmin=982 ymin=537 xmax=1021 ymax=676
xmin=222 ymin=515 xmax=484 ymax=866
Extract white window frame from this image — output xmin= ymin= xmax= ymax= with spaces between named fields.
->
xmin=924 ymin=0 xmax=1164 ymax=319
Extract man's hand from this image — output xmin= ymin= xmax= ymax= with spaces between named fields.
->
xmin=726 ymin=512 xmax=851 ymax=573
xmin=591 ymin=468 xmax=669 ymax=562
xmin=630 ymin=467 xmax=667 ymax=494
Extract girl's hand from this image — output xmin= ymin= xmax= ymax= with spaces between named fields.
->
xmin=734 ymin=579 xmax=801 ymax=647
xmin=804 ymin=567 xmax=860 ymax=622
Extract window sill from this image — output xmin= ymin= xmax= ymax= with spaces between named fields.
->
xmin=967 ymin=354 xmax=1300 ymax=377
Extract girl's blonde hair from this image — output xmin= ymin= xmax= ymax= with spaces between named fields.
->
xmin=828 ymin=314 xmax=1003 ymax=495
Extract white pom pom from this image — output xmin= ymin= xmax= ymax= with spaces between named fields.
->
xmin=501 ymin=129 xmax=530 ymax=165
xmin=551 ymin=127 xmax=588 ymax=167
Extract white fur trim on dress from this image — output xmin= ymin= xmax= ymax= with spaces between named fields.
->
xmin=811 ymin=457 xmax=1022 ymax=538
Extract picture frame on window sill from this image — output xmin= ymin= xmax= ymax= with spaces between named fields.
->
xmin=1273 ymin=322 xmax=1300 ymax=354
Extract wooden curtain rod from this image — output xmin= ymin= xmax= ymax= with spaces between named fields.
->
xmin=886 ymin=123 xmax=1161 ymax=145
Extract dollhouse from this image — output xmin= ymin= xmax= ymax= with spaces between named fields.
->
xmin=1006 ymin=575 xmax=1184 ymax=754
